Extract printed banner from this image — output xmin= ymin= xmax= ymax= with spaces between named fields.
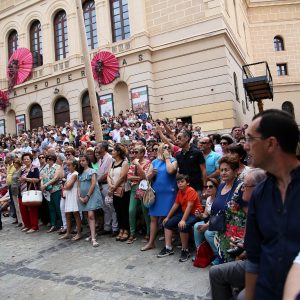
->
xmin=0 ymin=120 xmax=5 ymax=135
xmin=131 ymin=86 xmax=149 ymax=114
xmin=16 ymin=114 xmax=26 ymax=135
xmin=98 ymin=94 xmax=114 ymax=117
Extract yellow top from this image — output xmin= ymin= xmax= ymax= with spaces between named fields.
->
xmin=6 ymin=163 xmax=16 ymax=186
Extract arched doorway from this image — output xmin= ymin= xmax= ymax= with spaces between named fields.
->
xmin=114 ymin=81 xmax=130 ymax=115
xmin=29 ymin=104 xmax=43 ymax=129
xmin=54 ymin=98 xmax=70 ymax=126
xmin=82 ymin=92 xmax=92 ymax=123
xmin=6 ymin=110 xmax=16 ymax=134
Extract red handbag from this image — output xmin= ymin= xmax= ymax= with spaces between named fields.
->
xmin=193 ymin=241 xmax=214 ymax=268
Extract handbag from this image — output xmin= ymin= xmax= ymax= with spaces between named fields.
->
xmin=142 ymin=180 xmax=155 ymax=208
xmin=209 ymin=210 xmax=226 ymax=232
xmin=193 ymin=241 xmax=214 ymax=268
xmin=135 ymin=180 xmax=148 ymax=200
xmin=22 ymin=182 xmax=42 ymax=207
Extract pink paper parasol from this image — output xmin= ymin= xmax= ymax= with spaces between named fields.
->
xmin=0 ymin=90 xmax=9 ymax=111
xmin=7 ymin=48 xmax=33 ymax=90
xmin=91 ymin=51 xmax=119 ymax=86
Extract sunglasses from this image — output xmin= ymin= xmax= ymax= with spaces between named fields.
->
xmin=152 ymin=148 xmax=158 ymax=152
xmin=220 ymin=142 xmax=228 ymax=145
xmin=133 ymin=151 xmax=139 ymax=154
xmin=200 ymin=142 xmax=208 ymax=145
xmin=204 ymin=185 xmax=214 ymax=189
xmin=163 ymin=146 xmax=170 ymax=150
xmin=38 ymin=156 xmax=45 ymax=159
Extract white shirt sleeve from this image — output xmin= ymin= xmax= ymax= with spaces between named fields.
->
xmin=294 ymin=251 xmax=300 ymax=264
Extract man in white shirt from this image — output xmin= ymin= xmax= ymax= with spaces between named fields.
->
xmin=21 ymin=140 xmax=32 ymax=154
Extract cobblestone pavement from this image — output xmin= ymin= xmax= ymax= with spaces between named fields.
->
xmin=0 ymin=218 xmax=210 ymax=300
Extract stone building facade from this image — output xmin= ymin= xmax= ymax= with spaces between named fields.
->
xmin=0 ymin=0 xmax=299 ymax=134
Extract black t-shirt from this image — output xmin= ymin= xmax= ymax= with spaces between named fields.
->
xmin=176 ymin=145 xmax=205 ymax=190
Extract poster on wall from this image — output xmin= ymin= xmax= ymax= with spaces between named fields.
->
xmin=131 ymin=86 xmax=150 ymax=115
xmin=16 ymin=114 xmax=26 ymax=135
xmin=0 ymin=120 xmax=5 ymax=135
xmin=98 ymin=94 xmax=114 ymax=117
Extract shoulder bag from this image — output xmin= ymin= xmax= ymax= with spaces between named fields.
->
xmin=142 ymin=179 xmax=155 ymax=208
xmin=22 ymin=182 xmax=42 ymax=207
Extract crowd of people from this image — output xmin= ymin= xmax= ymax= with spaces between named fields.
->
xmin=0 ymin=108 xmax=299 ymax=300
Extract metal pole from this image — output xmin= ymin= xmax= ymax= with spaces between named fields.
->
xmin=75 ymin=0 xmax=103 ymax=141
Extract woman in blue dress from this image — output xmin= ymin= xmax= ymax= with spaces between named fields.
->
xmin=78 ymin=155 xmax=103 ymax=247
xmin=141 ymin=143 xmax=177 ymax=251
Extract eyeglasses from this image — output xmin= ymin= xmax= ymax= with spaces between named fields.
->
xmin=242 ymin=184 xmax=256 ymax=189
xmin=163 ymin=146 xmax=170 ymax=150
xmin=38 ymin=156 xmax=45 ymax=159
xmin=220 ymin=142 xmax=228 ymax=145
xmin=204 ymin=185 xmax=214 ymax=189
xmin=245 ymin=136 xmax=264 ymax=143
xmin=200 ymin=142 xmax=208 ymax=145
xmin=152 ymin=148 xmax=158 ymax=152
xmin=133 ymin=151 xmax=139 ymax=154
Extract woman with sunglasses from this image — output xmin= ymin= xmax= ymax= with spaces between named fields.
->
xmin=107 ymin=144 xmax=130 ymax=242
xmin=193 ymin=178 xmax=219 ymax=259
xmin=127 ymin=145 xmax=151 ymax=244
xmin=40 ymin=154 xmax=64 ymax=233
xmin=141 ymin=143 xmax=177 ymax=251
xmin=78 ymin=155 xmax=102 ymax=247
xmin=19 ymin=153 xmax=40 ymax=233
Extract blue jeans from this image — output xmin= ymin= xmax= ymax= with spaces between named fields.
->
xmin=164 ymin=211 xmax=199 ymax=233
xmin=194 ymin=221 xmax=218 ymax=255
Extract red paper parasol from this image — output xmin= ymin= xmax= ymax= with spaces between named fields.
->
xmin=7 ymin=48 xmax=33 ymax=90
xmin=0 ymin=90 xmax=9 ymax=111
xmin=91 ymin=51 xmax=119 ymax=86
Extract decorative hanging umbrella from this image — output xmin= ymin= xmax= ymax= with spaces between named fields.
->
xmin=0 ymin=90 xmax=9 ymax=111
xmin=91 ymin=51 xmax=119 ymax=87
xmin=7 ymin=48 xmax=33 ymax=91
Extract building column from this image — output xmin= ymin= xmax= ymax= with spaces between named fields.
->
xmin=68 ymin=12 xmax=81 ymax=57
xmin=42 ymin=23 xmax=53 ymax=64
xmin=95 ymin=0 xmax=112 ymax=47
xmin=127 ymin=0 xmax=147 ymax=36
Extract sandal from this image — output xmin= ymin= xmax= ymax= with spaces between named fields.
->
xmin=58 ymin=234 xmax=72 ymax=240
xmin=120 ymin=231 xmax=129 ymax=242
xmin=142 ymin=235 xmax=150 ymax=243
xmin=72 ymin=234 xmax=82 ymax=241
xmin=92 ymin=239 xmax=99 ymax=247
xmin=85 ymin=234 xmax=97 ymax=242
xmin=116 ymin=230 xmax=124 ymax=241
xmin=140 ymin=244 xmax=156 ymax=251
xmin=126 ymin=235 xmax=136 ymax=244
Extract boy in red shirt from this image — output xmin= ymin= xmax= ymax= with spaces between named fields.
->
xmin=157 ymin=174 xmax=203 ymax=262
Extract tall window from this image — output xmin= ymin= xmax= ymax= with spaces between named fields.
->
xmin=274 ymin=36 xmax=284 ymax=51
xmin=83 ymin=0 xmax=98 ymax=50
xmin=110 ymin=0 xmax=130 ymax=42
xmin=30 ymin=21 xmax=43 ymax=68
xmin=54 ymin=10 xmax=69 ymax=61
xmin=8 ymin=30 xmax=18 ymax=59
xmin=277 ymin=63 xmax=288 ymax=76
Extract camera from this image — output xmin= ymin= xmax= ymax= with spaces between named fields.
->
xmin=227 ymin=238 xmax=244 ymax=257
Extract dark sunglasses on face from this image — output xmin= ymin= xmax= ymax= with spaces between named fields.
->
xmin=152 ymin=148 xmax=158 ymax=152
xmin=38 ymin=156 xmax=45 ymax=159
xmin=134 ymin=151 xmax=139 ymax=154
xmin=220 ymin=142 xmax=228 ymax=145
xmin=200 ymin=142 xmax=208 ymax=144
xmin=163 ymin=146 xmax=170 ymax=150
xmin=204 ymin=185 xmax=214 ymax=189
